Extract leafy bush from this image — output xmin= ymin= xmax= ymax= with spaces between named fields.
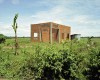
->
xmin=84 ymin=48 xmax=100 ymax=80
xmin=0 ymin=38 xmax=100 ymax=80
xmin=0 ymin=34 xmax=6 ymax=44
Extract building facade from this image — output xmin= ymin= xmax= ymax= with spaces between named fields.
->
xmin=31 ymin=22 xmax=71 ymax=43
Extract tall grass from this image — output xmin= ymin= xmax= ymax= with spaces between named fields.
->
xmin=0 ymin=38 xmax=100 ymax=80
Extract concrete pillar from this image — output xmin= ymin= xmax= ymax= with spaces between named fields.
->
xmin=40 ymin=28 xmax=42 ymax=42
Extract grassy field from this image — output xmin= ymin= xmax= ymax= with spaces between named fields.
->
xmin=0 ymin=37 xmax=100 ymax=80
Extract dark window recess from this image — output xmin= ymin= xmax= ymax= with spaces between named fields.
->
xmin=67 ymin=33 xmax=69 ymax=38
xmin=62 ymin=33 xmax=64 ymax=39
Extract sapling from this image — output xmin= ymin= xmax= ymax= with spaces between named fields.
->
xmin=12 ymin=13 xmax=19 ymax=55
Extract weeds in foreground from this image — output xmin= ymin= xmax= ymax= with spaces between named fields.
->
xmin=0 ymin=38 xmax=100 ymax=80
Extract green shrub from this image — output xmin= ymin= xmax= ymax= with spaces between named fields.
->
xmin=0 ymin=34 xmax=6 ymax=44
xmin=84 ymin=48 xmax=100 ymax=80
xmin=0 ymin=38 xmax=100 ymax=80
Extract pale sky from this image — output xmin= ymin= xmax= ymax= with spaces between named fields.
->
xmin=0 ymin=0 xmax=100 ymax=37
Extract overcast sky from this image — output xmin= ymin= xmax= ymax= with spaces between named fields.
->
xmin=0 ymin=0 xmax=100 ymax=37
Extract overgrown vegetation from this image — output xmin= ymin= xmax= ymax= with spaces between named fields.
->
xmin=0 ymin=37 xmax=100 ymax=80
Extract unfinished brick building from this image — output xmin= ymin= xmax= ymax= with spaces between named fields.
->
xmin=31 ymin=22 xmax=71 ymax=43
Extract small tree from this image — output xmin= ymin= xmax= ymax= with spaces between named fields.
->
xmin=12 ymin=13 xmax=19 ymax=55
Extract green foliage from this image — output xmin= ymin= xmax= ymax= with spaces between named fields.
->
xmin=0 ymin=38 xmax=100 ymax=80
xmin=0 ymin=34 xmax=6 ymax=44
xmin=12 ymin=14 xmax=18 ymax=32
xmin=0 ymin=34 xmax=5 ymax=38
xmin=12 ymin=13 xmax=19 ymax=55
xmin=84 ymin=48 xmax=100 ymax=80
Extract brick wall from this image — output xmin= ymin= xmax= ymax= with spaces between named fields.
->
xmin=31 ymin=22 xmax=71 ymax=43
